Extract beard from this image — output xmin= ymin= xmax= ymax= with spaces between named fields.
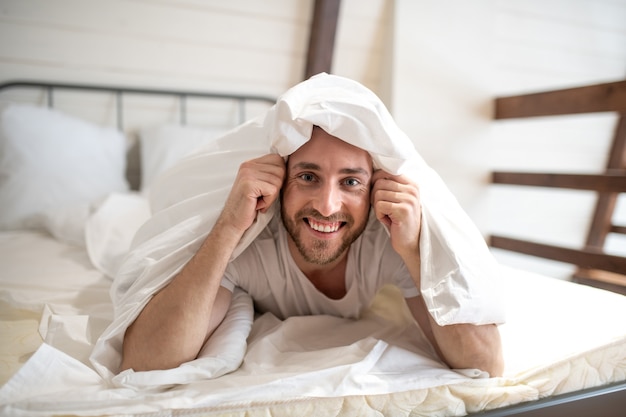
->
xmin=281 ymin=206 xmax=368 ymax=265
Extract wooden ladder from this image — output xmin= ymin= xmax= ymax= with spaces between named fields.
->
xmin=490 ymin=80 xmax=626 ymax=294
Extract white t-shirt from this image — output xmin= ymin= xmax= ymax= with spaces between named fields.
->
xmin=222 ymin=211 xmax=419 ymax=319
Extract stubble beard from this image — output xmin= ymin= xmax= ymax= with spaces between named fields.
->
xmin=281 ymin=207 xmax=367 ymax=265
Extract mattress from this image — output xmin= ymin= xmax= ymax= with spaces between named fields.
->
xmin=1 ymin=229 xmax=625 ymax=416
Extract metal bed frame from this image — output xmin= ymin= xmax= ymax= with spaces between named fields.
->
xmin=473 ymin=380 xmax=625 ymax=417
xmin=0 ymin=80 xmax=276 ymax=130
xmin=0 ymin=80 xmax=624 ymax=417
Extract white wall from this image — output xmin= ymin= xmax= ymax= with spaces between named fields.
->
xmin=0 ymin=0 xmax=308 ymax=95
xmin=392 ymin=0 xmax=626 ymax=279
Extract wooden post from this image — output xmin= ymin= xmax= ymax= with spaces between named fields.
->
xmin=584 ymin=116 xmax=626 ymax=248
xmin=304 ymin=0 xmax=341 ymax=79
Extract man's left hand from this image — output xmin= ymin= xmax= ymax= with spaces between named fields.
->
xmin=371 ymin=170 xmax=422 ymax=260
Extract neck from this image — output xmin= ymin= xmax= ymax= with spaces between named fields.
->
xmin=287 ymin=238 xmax=348 ymax=300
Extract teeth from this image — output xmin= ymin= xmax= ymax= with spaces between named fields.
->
xmin=309 ymin=219 xmax=340 ymax=233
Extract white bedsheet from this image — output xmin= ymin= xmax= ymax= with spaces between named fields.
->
xmin=1 ymin=230 xmax=625 ymax=416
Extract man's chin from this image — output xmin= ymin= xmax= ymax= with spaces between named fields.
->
xmin=298 ymin=240 xmax=347 ymax=265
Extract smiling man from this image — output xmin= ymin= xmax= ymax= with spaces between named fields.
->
xmin=120 ymin=125 xmax=504 ymax=377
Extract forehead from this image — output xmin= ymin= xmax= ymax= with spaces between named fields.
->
xmin=288 ymin=127 xmax=372 ymax=173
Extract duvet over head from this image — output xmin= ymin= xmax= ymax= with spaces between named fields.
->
xmin=90 ymin=73 xmax=505 ymax=382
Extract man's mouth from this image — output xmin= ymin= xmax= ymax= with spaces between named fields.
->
xmin=306 ymin=218 xmax=343 ymax=233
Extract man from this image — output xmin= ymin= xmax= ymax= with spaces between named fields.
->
xmin=121 ymin=124 xmax=504 ymax=377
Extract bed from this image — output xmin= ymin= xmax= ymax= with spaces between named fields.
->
xmin=0 ymin=80 xmax=625 ymax=417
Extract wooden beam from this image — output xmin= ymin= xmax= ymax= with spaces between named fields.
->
xmin=489 ymin=235 xmax=626 ymax=275
xmin=573 ymin=269 xmax=626 ymax=295
xmin=606 ymin=115 xmax=626 ymax=168
xmin=585 ymin=115 xmax=626 ymax=247
xmin=495 ymin=80 xmax=626 ymax=119
xmin=491 ymin=172 xmax=626 ymax=192
xmin=304 ymin=0 xmax=341 ymax=79
xmin=611 ymin=225 xmax=626 ymax=235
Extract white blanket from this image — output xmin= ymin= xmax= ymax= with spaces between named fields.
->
xmin=90 ymin=73 xmax=506 ymax=383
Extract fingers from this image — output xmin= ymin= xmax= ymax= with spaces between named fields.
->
xmin=221 ymin=154 xmax=285 ymax=233
xmin=257 ymin=154 xmax=286 ymax=211
xmin=371 ymin=169 xmax=422 ymax=256
xmin=371 ymin=170 xmax=420 ymax=219
xmin=238 ymin=154 xmax=285 ymax=212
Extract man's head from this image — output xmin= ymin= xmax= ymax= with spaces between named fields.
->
xmin=280 ymin=126 xmax=373 ymax=268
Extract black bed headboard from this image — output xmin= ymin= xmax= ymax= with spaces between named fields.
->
xmin=0 ymin=80 xmax=276 ymax=130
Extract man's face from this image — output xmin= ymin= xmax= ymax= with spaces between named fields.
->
xmin=281 ymin=127 xmax=373 ymax=267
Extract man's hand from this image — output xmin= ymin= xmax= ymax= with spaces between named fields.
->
xmin=218 ymin=154 xmax=286 ymax=235
xmin=371 ymin=170 xmax=422 ymax=260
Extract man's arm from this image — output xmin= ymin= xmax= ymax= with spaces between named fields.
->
xmin=371 ymin=170 xmax=504 ymax=377
xmin=121 ymin=154 xmax=285 ymax=372
xmin=405 ymin=296 xmax=503 ymax=376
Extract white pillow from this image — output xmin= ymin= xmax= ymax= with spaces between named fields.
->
xmin=0 ymin=104 xmax=129 ymax=230
xmin=140 ymin=124 xmax=229 ymax=190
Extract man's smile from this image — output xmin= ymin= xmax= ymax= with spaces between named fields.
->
xmin=305 ymin=218 xmax=344 ymax=234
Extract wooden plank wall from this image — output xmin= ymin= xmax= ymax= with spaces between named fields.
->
xmin=0 ymin=0 xmax=390 ymax=98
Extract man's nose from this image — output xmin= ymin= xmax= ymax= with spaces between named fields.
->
xmin=314 ymin=182 xmax=342 ymax=217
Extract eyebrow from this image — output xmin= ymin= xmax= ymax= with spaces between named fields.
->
xmin=291 ymin=162 xmax=371 ymax=176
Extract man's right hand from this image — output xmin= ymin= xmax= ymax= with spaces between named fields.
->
xmin=218 ymin=154 xmax=286 ymax=235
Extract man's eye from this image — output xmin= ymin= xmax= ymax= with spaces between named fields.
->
xmin=299 ymin=173 xmax=315 ymax=182
xmin=344 ymin=178 xmax=361 ymax=187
